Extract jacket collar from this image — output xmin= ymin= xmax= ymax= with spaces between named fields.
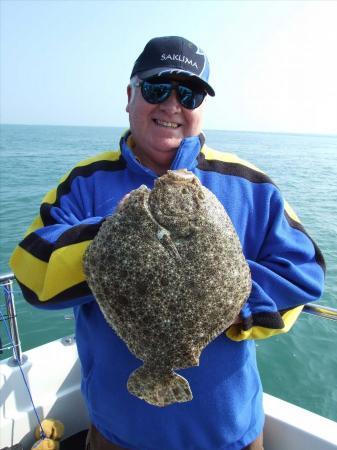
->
xmin=120 ymin=130 xmax=205 ymax=177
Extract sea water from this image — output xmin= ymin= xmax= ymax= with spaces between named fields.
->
xmin=0 ymin=124 xmax=336 ymax=421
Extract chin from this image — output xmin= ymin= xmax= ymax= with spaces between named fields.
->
xmin=154 ymin=136 xmax=184 ymax=152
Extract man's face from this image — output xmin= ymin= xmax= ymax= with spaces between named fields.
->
xmin=126 ymin=78 xmax=205 ymax=174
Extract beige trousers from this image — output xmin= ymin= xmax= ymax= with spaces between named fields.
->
xmin=86 ymin=424 xmax=264 ymax=450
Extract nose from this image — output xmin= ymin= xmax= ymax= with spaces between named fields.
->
xmin=159 ymin=89 xmax=182 ymax=113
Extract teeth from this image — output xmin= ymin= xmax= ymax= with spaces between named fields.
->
xmin=155 ymin=119 xmax=179 ymax=128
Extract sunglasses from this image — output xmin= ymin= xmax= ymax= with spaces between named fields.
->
xmin=133 ymin=80 xmax=206 ymax=110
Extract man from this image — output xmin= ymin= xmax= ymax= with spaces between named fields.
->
xmin=10 ymin=36 xmax=325 ymax=450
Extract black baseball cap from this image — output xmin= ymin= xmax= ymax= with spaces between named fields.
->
xmin=130 ymin=36 xmax=215 ymax=96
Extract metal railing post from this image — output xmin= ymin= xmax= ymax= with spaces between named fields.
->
xmin=0 ymin=273 xmax=25 ymax=365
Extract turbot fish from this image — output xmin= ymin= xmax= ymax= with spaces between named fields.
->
xmin=83 ymin=169 xmax=251 ymax=407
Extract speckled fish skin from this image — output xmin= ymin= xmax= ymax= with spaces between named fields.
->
xmin=83 ymin=169 xmax=251 ymax=407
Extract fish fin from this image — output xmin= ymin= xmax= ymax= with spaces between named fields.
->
xmin=127 ymin=365 xmax=192 ymax=407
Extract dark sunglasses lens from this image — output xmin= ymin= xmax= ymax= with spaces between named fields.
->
xmin=141 ymin=82 xmax=171 ymax=104
xmin=177 ymin=85 xmax=205 ymax=109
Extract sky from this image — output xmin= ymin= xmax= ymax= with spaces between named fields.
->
xmin=1 ymin=0 xmax=337 ymax=135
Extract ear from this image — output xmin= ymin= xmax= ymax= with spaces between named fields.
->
xmin=126 ymin=84 xmax=132 ymax=113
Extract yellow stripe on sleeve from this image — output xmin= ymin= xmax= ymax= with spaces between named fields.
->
xmin=225 ymin=305 xmax=304 ymax=341
xmin=284 ymin=201 xmax=301 ymax=223
xmin=10 ymin=241 xmax=91 ymax=302
xmin=201 ymin=145 xmax=265 ymax=173
xmin=41 ymin=241 xmax=90 ymax=300
xmin=10 ymin=246 xmax=48 ymax=297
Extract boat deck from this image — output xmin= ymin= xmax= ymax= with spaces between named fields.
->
xmin=1 ymin=338 xmax=337 ymax=450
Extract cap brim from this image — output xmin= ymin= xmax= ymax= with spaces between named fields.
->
xmin=137 ymin=68 xmax=215 ymax=96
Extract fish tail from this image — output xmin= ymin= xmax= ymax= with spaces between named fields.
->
xmin=127 ymin=365 xmax=192 ymax=407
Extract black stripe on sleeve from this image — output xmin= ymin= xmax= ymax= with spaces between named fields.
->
xmin=284 ymin=211 xmax=326 ymax=273
xmin=17 ymin=279 xmax=92 ymax=308
xmin=41 ymin=157 xmax=126 ymax=226
xmin=197 ymin=152 xmax=274 ymax=185
xmin=55 ymin=221 xmax=104 ymax=249
xmin=242 ymin=311 xmax=285 ymax=331
xmin=19 ymin=233 xmax=54 ymax=262
xmin=19 ymin=221 xmax=104 ymax=262
xmin=40 ymin=204 xmax=58 ymax=226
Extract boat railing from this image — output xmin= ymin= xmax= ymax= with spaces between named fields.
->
xmin=0 ymin=272 xmax=25 ymax=365
xmin=1 ymin=272 xmax=337 ymax=365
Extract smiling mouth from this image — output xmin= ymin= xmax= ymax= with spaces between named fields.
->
xmin=153 ymin=119 xmax=181 ymax=129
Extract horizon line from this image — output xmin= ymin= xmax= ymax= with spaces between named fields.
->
xmin=1 ymin=122 xmax=337 ymax=138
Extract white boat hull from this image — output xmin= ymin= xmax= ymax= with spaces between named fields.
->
xmin=1 ymin=338 xmax=337 ymax=450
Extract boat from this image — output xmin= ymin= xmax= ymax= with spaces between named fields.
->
xmin=1 ymin=272 xmax=337 ymax=450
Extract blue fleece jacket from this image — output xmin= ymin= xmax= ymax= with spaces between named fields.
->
xmin=10 ymin=132 xmax=325 ymax=450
